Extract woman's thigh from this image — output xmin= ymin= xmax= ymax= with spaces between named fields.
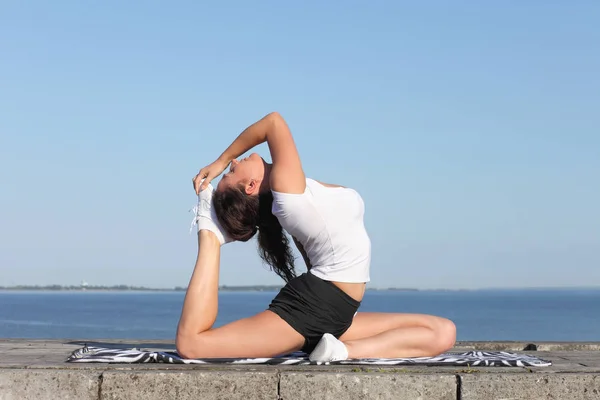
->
xmin=339 ymin=312 xmax=452 ymax=341
xmin=178 ymin=310 xmax=305 ymax=358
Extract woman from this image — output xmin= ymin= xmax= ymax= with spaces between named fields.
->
xmin=177 ymin=112 xmax=456 ymax=361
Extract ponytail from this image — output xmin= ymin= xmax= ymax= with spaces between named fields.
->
xmin=256 ymin=192 xmax=296 ymax=282
xmin=213 ymin=187 xmax=296 ymax=282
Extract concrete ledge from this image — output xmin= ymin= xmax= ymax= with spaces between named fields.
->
xmin=1 ymin=340 xmax=600 ymax=399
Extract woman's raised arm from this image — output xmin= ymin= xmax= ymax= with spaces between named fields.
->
xmin=193 ymin=112 xmax=305 ymax=194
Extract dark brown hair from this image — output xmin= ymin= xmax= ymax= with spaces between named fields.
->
xmin=212 ymin=185 xmax=296 ymax=282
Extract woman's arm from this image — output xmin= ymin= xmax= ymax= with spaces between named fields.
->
xmin=195 ymin=112 xmax=306 ymax=194
xmin=176 ymin=230 xmax=221 ymax=337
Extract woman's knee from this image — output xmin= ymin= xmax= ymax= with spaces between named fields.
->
xmin=435 ymin=318 xmax=456 ymax=353
xmin=176 ymin=332 xmax=206 ymax=359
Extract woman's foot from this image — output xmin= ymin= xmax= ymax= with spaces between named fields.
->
xmin=189 ymin=183 xmax=231 ymax=245
xmin=308 ymin=333 xmax=349 ymax=362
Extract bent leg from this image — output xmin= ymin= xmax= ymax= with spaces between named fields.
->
xmin=177 ymin=230 xmax=222 ymax=336
xmin=176 ymin=230 xmax=305 ymax=358
xmin=177 ymin=310 xmax=305 ymax=359
xmin=339 ymin=312 xmax=456 ymax=358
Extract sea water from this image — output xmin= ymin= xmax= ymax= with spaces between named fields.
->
xmin=0 ymin=289 xmax=599 ymax=341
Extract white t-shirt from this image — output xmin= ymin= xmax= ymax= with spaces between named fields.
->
xmin=271 ymin=178 xmax=371 ymax=283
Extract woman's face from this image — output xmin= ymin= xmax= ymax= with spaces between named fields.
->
xmin=217 ymin=152 xmax=264 ymax=193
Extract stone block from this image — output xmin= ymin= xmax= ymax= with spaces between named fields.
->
xmin=279 ymin=371 xmax=456 ymax=400
xmin=461 ymin=373 xmax=600 ymax=400
xmin=0 ymin=369 xmax=99 ymax=400
xmin=100 ymin=370 xmax=278 ymax=400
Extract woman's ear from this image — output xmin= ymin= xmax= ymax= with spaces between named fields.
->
xmin=244 ymin=179 xmax=260 ymax=195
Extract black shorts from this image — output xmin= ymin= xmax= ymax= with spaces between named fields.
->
xmin=268 ymin=272 xmax=361 ymax=353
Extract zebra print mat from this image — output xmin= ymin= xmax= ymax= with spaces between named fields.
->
xmin=66 ymin=345 xmax=551 ymax=367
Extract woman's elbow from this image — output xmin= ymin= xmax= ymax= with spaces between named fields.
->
xmin=267 ymin=111 xmax=283 ymax=121
xmin=266 ymin=111 xmax=288 ymax=128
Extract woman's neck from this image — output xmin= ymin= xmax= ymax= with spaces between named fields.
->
xmin=259 ymin=161 xmax=273 ymax=193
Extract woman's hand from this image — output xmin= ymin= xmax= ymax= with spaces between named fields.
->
xmin=193 ymin=158 xmax=229 ymax=194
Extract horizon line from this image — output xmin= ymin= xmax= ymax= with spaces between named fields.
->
xmin=1 ymin=284 xmax=599 ymax=292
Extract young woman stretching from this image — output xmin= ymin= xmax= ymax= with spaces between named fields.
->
xmin=177 ymin=112 xmax=456 ymax=361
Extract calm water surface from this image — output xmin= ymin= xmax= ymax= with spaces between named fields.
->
xmin=1 ymin=289 xmax=599 ymax=341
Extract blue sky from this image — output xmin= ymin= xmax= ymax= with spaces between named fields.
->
xmin=1 ymin=1 xmax=598 ymax=289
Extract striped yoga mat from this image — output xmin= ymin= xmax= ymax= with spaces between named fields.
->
xmin=67 ymin=345 xmax=551 ymax=367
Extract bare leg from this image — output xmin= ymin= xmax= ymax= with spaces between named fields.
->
xmin=176 ymin=230 xmax=222 ymax=335
xmin=339 ymin=312 xmax=456 ymax=359
xmin=178 ymin=310 xmax=304 ymax=358
xmin=176 ymin=230 xmax=304 ymax=359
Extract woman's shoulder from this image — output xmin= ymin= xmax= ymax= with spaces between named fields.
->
xmin=309 ymin=179 xmax=346 ymax=189
xmin=271 ymin=178 xmax=353 ymax=201
xmin=270 ymin=181 xmax=321 ymax=225
xmin=271 ymin=178 xmax=311 ymax=197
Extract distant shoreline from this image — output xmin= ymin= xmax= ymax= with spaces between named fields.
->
xmin=0 ymin=285 xmax=420 ymax=292
xmin=0 ymin=285 xmax=598 ymax=293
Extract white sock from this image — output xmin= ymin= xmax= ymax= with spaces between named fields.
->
xmin=308 ymin=333 xmax=349 ymax=363
xmin=189 ymin=183 xmax=232 ymax=245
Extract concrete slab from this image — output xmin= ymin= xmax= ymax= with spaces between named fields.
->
xmin=548 ymin=351 xmax=600 ymax=367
